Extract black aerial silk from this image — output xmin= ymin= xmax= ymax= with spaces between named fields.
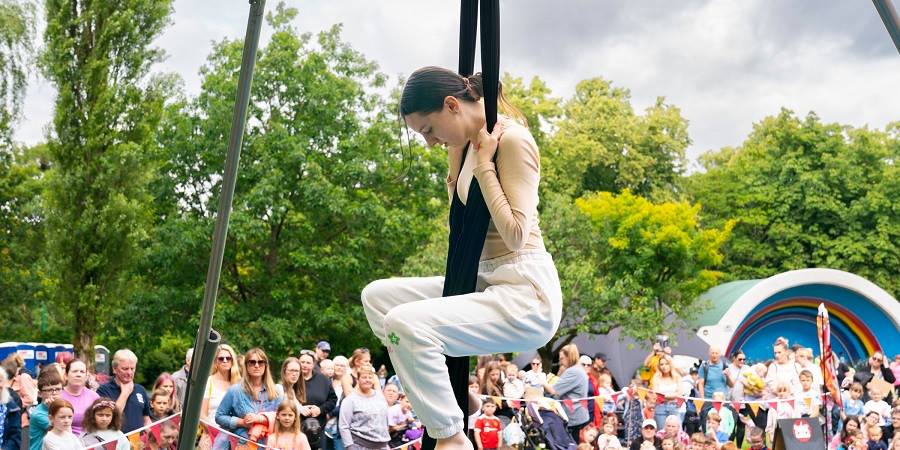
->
xmin=421 ymin=1 xmax=500 ymax=449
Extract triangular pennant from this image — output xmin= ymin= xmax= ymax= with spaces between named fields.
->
xmin=611 ymin=393 xmax=620 ymax=404
xmin=492 ymin=396 xmax=501 ymax=407
xmin=595 ymin=397 xmax=605 ymax=409
xmin=102 ymin=441 xmax=118 ymax=450
xmin=675 ymin=397 xmax=685 ymax=407
xmin=732 ymin=401 xmax=742 ymax=411
xmin=693 ymin=399 xmax=705 ymax=412
xmin=563 ymin=398 xmax=575 ymax=410
xmin=768 ymin=401 xmax=778 ymax=410
xmin=788 ymin=399 xmax=795 ymax=409
xmin=510 ymin=400 xmax=521 ymax=409
xmin=581 ymin=399 xmax=589 ymax=409
xmin=749 ymin=402 xmax=760 ymax=415
xmin=401 ymin=445 xmax=409 ymax=450
xmin=656 ymin=393 xmax=666 ymax=405
xmin=637 ymin=389 xmax=647 ymax=401
xmin=713 ymin=401 xmax=722 ymax=412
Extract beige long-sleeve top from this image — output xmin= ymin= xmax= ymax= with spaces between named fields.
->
xmin=446 ymin=119 xmax=545 ymax=261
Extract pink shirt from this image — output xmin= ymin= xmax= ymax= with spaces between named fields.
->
xmin=60 ymin=387 xmax=100 ymax=435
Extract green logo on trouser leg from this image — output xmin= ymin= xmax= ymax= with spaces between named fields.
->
xmin=388 ymin=331 xmax=400 ymax=346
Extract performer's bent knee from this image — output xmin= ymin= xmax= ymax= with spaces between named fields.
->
xmin=360 ymin=278 xmax=389 ymax=311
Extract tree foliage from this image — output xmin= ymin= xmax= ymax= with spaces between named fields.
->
xmin=0 ymin=0 xmax=35 ymax=146
xmin=544 ymin=78 xmax=690 ymax=201
xmin=41 ymin=0 xmax=174 ymax=361
xmin=688 ymin=110 xmax=899 ymax=296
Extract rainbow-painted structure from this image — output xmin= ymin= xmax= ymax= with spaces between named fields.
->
xmin=693 ymin=268 xmax=899 ymax=363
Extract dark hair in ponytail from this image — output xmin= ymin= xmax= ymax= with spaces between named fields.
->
xmin=400 ymin=66 xmax=527 ymax=126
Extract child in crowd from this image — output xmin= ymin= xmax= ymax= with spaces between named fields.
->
xmin=704 ymin=411 xmax=729 ymax=446
xmin=868 ymin=426 xmax=887 ymax=450
xmin=839 ymin=430 xmax=864 ymax=450
xmin=581 ymin=424 xmax=600 ymax=447
xmin=766 ymin=382 xmax=800 ymax=443
xmin=143 ymin=420 xmax=178 ymax=450
xmin=468 ymin=375 xmax=481 ymax=444
xmin=797 ymin=370 xmax=821 ymax=418
xmin=844 ymin=384 xmax=867 ymax=420
xmin=153 ymin=373 xmax=181 ymax=413
xmin=747 ymin=427 xmax=768 ymax=450
xmin=388 ymin=393 xmax=417 ymax=447
xmin=269 ymin=402 xmax=311 ymax=450
xmin=865 ymin=387 xmax=892 ymax=426
xmin=80 ymin=398 xmax=130 ymax=450
xmin=689 ymin=433 xmax=706 ymax=450
xmin=42 ymin=399 xmax=81 ymax=450
xmin=661 ymin=437 xmax=681 ymax=450
xmin=597 ymin=418 xmax=623 ymax=450
xmin=149 ymin=389 xmax=171 ymax=421
xmin=598 ymin=373 xmax=616 ymax=414
xmin=474 ymin=399 xmax=503 ymax=450
xmin=502 ymin=364 xmax=525 ymax=400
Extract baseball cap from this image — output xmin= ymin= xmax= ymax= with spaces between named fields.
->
xmin=642 ymin=419 xmax=657 ymax=429
xmin=579 ymin=355 xmax=592 ymax=366
xmin=593 ymin=352 xmax=608 ymax=361
xmin=316 ymin=341 xmax=331 ymax=352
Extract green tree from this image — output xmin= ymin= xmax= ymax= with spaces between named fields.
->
xmin=126 ymin=3 xmax=447 ymax=375
xmin=544 ymin=78 xmax=690 ymax=200
xmin=539 ymin=190 xmax=732 ymax=361
xmin=688 ymin=110 xmax=899 ymax=296
xmin=41 ymin=0 xmax=174 ymax=361
xmin=0 ymin=0 xmax=35 ymax=146
xmin=500 ymin=73 xmax=561 ymax=150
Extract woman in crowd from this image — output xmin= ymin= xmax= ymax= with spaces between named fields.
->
xmin=1 ymin=366 xmax=22 ymax=450
xmin=543 ymin=344 xmax=589 ymax=443
xmin=794 ymin=348 xmax=823 ymax=388
xmin=339 ymin=364 xmax=390 ymax=450
xmin=153 ymin=373 xmax=181 ymax=413
xmin=214 ymin=348 xmax=282 ymax=450
xmin=479 ymin=361 xmax=514 ymax=427
xmin=279 ymin=357 xmax=310 ymax=415
xmin=298 ymin=352 xmax=337 ymax=449
xmin=201 ymin=343 xmax=241 ymax=425
xmin=58 ymin=360 xmax=98 ymax=436
xmin=347 ymin=349 xmax=372 ymax=388
xmin=651 ymin=355 xmax=683 ymax=429
xmin=327 ymin=355 xmax=351 ymax=450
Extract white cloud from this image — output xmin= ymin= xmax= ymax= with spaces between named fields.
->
xmin=13 ymin=0 xmax=900 ymax=164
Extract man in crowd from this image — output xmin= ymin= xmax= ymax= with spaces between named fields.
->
xmin=97 ymin=349 xmax=151 ymax=433
xmin=593 ymin=353 xmax=620 ymax=391
xmin=171 ymin=347 xmax=192 ymax=405
xmin=697 ymin=345 xmax=730 ymax=400
xmin=315 ymin=341 xmax=331 ymax=368
xmin=630 ymin=419 xmax=662 ymax=450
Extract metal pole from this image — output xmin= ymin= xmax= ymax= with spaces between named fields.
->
xmin=872 ymin=0 xmax=900 ymax=54
xmin=177 ymin=1 xmax=266 ymax=449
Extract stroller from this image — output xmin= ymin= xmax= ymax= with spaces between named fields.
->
xmin=521 ymin=396 xmax=577 ymax=450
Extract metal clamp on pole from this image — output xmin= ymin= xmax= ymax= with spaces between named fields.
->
xmin=177 ymin=1 xmax=266 ymax=450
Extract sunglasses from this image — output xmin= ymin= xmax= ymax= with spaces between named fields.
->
xmin=531 ymin=362 xmax=541 ymax=366
xmin=247 ymin=359 xmax=268 ymax=367
xmin=217 ymin=356 xmax=233 ymax=362
xmin=737 ymin=357 xmax=746 ymax=361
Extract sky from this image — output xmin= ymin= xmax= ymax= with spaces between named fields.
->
xmin=15 ymin=0 xmax=900 ymax=167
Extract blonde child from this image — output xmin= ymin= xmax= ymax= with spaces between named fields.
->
xmin=797 ymin=370 xmax=821 ymax=418
xmin=597 ymin=415 xmax=622 ymax=450
xmin=268 ymin=402 xmax=311 ymax=450
xmin=80 ymin=398 xmax=130 ymax=450
xmin=502 ymin=364 xmax=525 ymax=400
xmin=42 ymin=399 xmax=81 ymax=450
xmin=766 ymin=382 xmax=800 ymax=443
xmin=843 ymin=383 xmax=867 ymax=420
xmin=867 ymin=426 xmax=887 ymax=450
xmin=598 ymin=373 xmax=616 ymax=414
xmin=865 ymin=387 xmax=891 ymax=426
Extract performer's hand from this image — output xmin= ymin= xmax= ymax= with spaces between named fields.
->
xmin=474 ymin=122 xmax=504 ymax=166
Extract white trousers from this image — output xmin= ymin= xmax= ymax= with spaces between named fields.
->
xmin=360 ymin=250 xmax=563 ymax=439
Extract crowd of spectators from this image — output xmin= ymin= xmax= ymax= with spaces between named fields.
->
xmin=1 ymin=337 xmax=898 ymax=450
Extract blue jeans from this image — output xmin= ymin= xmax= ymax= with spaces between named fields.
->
xmin=655 ymin=401 xmax=679 ymax=429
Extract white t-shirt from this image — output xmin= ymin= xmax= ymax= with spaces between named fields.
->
xmin=42 ymin=431 xmax=82 ymax=450
xmin=765 ymin=361 xmax=801 ymax=396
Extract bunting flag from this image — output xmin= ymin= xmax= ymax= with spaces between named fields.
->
xmin=732 ymin=401 xmax=742 ymax=412
xmin=101 ymin=441 xmax=118 ymax=450
xmin=712 ymin=401 xmax=722 ymax=412
xmin=401 ymin=445 xmax=409 ymax=450
xmin=580 ymin=399 xmax=590 ymax=409
xmin=637 ymin=389 xmax=647 ymax=402
xmin=817 ymin=303 xmax=843 ymax=409
xmin=749 ymin=403 xmax=761 ymax=415
xmin=788 ymin=399 xmax=795 ymax=409
xmin=768 ymin=401 xmax=778 ymax=410
xmin=611 ymin=393 xmax=619 ymax=404
xmin=491 ymin=396 xmax=501 ymax=407
xmin=563 ymin=398 xmax=575 ymax=410
xmin=693 ymin=399 xmax=705 ymax=412
xmin=675 ymin=397 xmax=685 ymax=407
xmin=596 ymin=397 xmax=605 ymax=410
xmin=509 ymin=400 xmax=520 ymax=409
xmin=656 ymin=393 xmax=666 ymax=405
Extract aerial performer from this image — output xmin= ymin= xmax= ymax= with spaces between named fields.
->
xmin=360 ymin=65 xmax=563 ymax=450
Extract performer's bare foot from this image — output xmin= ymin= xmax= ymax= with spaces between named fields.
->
xmin=468 ymin=389 xmax=482 ymax=416
xmin=435 ymin=432 xmax=474 ymax=450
